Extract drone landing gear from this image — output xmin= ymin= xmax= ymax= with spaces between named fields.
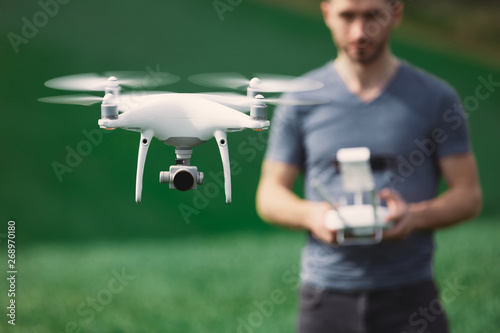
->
xmin=135 ymin=129 xmax=154 ymax=203
xmin=135 ymin=131 xmax=232 ymax=204
xmin=214 ymin=130 xmax=231 ymax=204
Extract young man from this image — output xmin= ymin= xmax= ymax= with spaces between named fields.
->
xmin=256 ymin=0 xmax=482 ymax=332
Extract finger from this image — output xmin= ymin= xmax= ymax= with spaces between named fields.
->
xmin=378 ymin=187 xmax=393 ymax=199
xmin=314 ymin=231 xmax=336 ymax=245
xmin=327 ymin=229 xmax=338 ymax=244
xmin=379 ymin=188 xmax=403 ymax=202
xmin=383 ymin=227 xmax=401 ymax=240
xmin=383 ymin=220 xmax=409 ymax=240
xmin=379 ymin=189 xmax=405 ymax=221
xmin=323 ymin=228 xmax=338 ymax=245
xmin=331 ymin=230 xmax=338 ymax=242
xmin=328 ymin=230 xmax=339 ymax=246
xmin=386 ymin=209 xmax=403 ymax=222
xmin=382 ymin=229 xmax=393 ymax=239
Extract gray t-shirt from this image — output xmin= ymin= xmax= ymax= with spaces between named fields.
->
xmin=265 ymin=60 xmax=470 ymax=291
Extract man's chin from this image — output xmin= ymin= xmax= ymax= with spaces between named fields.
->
xmin=346 ymin=50 xmax=381 ymax=65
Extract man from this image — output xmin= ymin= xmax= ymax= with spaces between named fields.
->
xmin=256 ymin=0 xmax=482 ymax=332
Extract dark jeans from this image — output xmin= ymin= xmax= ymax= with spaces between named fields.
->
xmin=298 ymin=280 xmax=449 ymax=333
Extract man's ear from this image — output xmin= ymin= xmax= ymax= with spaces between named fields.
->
xmin=321 ymin=1 xmax=333 ymax=29
xmin=391 ymin=1 xmax=404 ymax=29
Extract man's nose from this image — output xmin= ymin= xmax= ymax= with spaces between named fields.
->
xmin=351 ymin=18 xmax=367 ymax=41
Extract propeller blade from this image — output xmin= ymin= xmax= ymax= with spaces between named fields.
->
xmin=38 ymin=94 xmax=103 ymax=106
xmin=45 ymin=74 xmax=108 ymax=91
xmin=188 ymin=72 xmax=249 ymax=90
xmin=198 ymin=92 xmax=328 ymax=110
xmin=264 ymin=97 xmax=330 ymax=106
xmin=44 ymin=71 xmax=180 ymax=91
xmin=188 ymin=72 xmax=323 ymax=93
xmin=254 ymin=73 xmax=323 ymax=93
xmin=104 ymin=71 xmax=180 ymax=88
xmin=38 ymin=91 xmax=173 ymax=112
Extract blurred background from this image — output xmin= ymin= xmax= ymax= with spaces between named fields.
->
xmin=0 ymin=0 xmax=498 ymax=332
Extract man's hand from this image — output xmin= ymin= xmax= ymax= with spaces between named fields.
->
xmin=379 ymin=188 xmax=415 ymax=240
xmin=257 ymin=160 xmax=337 ymax=244
xmin=306 ymin=201 xmax=337 ymax=244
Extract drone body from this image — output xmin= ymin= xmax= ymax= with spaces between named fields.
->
xmin=99 ymin=94 xmax=269 ymax=141
xmin=99 ymin=93 xmax=270 ymax=204
xmin=40 ymin=71 xmax=323 ymax=204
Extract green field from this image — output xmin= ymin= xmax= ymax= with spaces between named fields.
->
xmin=0 ymin=221 xmax=499 ymax=332
xmin=0 ymin=0 xmax=499 ymax=332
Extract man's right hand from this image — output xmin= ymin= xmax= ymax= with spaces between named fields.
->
xmin=306 ymin=201 xmax=337 ymax=244
xmin=257 ymin=160 xmax=337 ymax=245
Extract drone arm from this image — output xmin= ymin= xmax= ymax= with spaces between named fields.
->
xmin=214 ymin=130 xmax=231 ymax=204
xmin=135 ymin=129 xmax=154 ymax=203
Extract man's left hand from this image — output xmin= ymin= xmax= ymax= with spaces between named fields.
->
xmin=378 ymin=188 xmax=415 ymax=240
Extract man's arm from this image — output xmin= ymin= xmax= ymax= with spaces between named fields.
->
xmin=382 ymin=152 xmax=482 ymax=240
xmin=256 ymin=160 xmax=335 ymax=243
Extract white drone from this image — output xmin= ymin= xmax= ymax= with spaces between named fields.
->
xmin=40 ymin=71 xmax=324 ymax=204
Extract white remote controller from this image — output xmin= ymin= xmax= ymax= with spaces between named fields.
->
xmin=324 ymin=205 xmax=393 ymax=237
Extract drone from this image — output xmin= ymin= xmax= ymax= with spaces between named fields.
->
xmin=40 ymin=71 xmax=324 ymax=204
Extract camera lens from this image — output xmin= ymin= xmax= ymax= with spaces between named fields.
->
xmin=173 ymin=171 xmax=195 ymax=191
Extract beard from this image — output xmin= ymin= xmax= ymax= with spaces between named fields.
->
xmin=342 ymin=36 xmax=388 ymax=65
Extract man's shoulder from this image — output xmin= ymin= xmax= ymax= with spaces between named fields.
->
xmin=400 ymin=61 xmax=458 ymax=99
xmin=301 ymin=60 xmax=335 ymax=82
xmin=283 ymin=60 xmax=338 ymax=101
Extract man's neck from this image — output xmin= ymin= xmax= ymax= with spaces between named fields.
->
xmin=334 ymin=50 xmax=400 ymax=103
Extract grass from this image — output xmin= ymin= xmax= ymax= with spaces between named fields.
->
xmin=1 ymin=231 xmax=305 ymax=333
xmin=434 ymin=218 xmax=500 ymax=333
xmin=1 ymin=217 xmax=498 ymax=332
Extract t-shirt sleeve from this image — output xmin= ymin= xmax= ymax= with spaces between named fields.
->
xmin=434 ymin=87 xmax=471 ymax=158
xmin=264 ymin=104 xmax=305 ymax=168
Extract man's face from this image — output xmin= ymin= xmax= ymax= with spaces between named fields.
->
xmin=321 ymin=0 xmax=402 ymax=64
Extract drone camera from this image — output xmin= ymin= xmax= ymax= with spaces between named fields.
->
xmin=159 ymin=166 xmax=204 ymax=191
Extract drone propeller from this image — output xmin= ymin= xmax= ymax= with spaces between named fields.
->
xmin=44 ymin=71 xmax=180 ymax=91
xmin=198 ymin=92 xmax=329 ymax=110
xmin=38 ymin=94 xmax=104 ymax=106
xmin=188 ymin=72 xmax=323 ymax=93
xmin=38 ymin=91 xmax=171 ymax=112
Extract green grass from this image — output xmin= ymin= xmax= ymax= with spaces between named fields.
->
xmin=1 ymin=231 xmax=305 ymax=333
xmin=1 ymin=218 xmax=498 ymax=333
xmin=434 ymin=218 xmax=500 ymax=333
